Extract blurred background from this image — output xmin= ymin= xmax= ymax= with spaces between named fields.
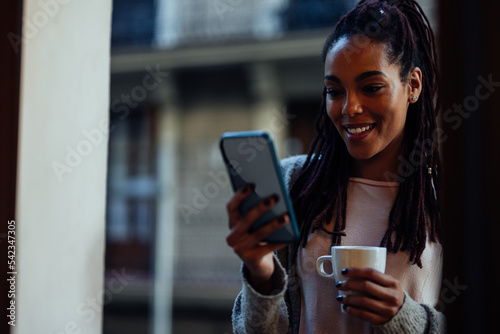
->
xmin=103 ymin=1 xmax=438 ymax=333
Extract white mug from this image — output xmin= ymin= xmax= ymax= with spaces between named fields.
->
xmin=316 ymin=246 xmax=387 ymax=312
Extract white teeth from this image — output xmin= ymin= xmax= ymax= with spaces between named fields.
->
xmin=346 ymin=125 xmax=373 ymax=135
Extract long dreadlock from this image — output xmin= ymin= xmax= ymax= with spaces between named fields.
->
xmin=289 ymin=0 xmax=441 ymax=268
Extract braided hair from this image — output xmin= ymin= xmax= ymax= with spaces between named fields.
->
xmin=289 ymin=0 xmax=441 ymax=267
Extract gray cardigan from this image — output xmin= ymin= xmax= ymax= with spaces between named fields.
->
xmin=231 ymin=155 xmax=446 ymax=334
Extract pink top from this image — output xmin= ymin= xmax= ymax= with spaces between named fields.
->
xmin=297 ymin=178 xmax=443 ymax=334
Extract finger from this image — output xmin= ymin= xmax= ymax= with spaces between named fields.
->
xmin=229 ymin=213 xmax=287 ymax=250
xmin=241 ymin=194 xmax=280 ymax=229
xmin=226 ymin=195 xmax=278 ymax=247
xmin=229 ymin=194 xmax=279 ymax=239
xmin=336 ymin=277 xmax=403 ymax=306
xmin=340 ymin=267 xmax=398 ymax=288
xmin=251 ymin=214 xmax=289 ymax=241
xmin=336 ymin=269 xmax=404 ymax=319
xmin=226 ymin=184 xmax=255 ymax=228
xmin=337 ymin=293 xmax=397 ymax=318
xmin=336 ymin=278 xmax=387 ymax=300
xmin=339 ymin=268 xmax=404 ymax=307
xmin=236 ymin=214 xmax=289 ymax=250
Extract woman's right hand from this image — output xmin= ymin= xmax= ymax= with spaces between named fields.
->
xmin=226 ymin=184 xmax=289 ymax=294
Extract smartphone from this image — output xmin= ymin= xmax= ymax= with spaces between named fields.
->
xmin=219 ymin=131 xmax=299 ymax=243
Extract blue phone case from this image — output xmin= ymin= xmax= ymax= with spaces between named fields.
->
xmin=220 ymin=130 xmax=300 ymax=243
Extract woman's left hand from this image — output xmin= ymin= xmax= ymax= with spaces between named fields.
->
xmin=335 ymin=267 xmax=405 ymax=326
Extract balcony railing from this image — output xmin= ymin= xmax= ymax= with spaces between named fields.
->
xmin=112 ymin=0 xmax=354 ymax=49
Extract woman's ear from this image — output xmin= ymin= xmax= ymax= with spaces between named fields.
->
xmin=408 ymin=67 xmax=422 ymax=103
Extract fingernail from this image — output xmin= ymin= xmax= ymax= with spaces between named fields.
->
xmin=335 ymin=281 xmax=342 ymax=288
xmin=242 ymin=184 xmax=255 ymax=193
xmin=336 ymin=295 xmax=344 ymax=302
xmin=341 ymin=268 xmax=349 ymax=275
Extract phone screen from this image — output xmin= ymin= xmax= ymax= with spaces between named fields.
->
xmin=219 ymin=131 xmax=299 ymax=243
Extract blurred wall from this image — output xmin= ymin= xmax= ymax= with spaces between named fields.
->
xmin=14 ymin=0 xmax=112 ymax=333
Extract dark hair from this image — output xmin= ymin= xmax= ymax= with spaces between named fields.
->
xmin=289 ymin=0 xmax=441 ymax=267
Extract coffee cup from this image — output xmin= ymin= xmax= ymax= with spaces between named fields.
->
xmin=316 ymin=246 xmax=387 ymax=312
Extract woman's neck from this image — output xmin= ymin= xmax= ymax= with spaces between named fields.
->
xmin=351 ymin=136 xmax=404 ymax=182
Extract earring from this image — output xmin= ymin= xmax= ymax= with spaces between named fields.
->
xmin=411 ymin=96 xmax=417 ymax=102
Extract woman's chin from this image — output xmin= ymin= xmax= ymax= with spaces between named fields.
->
xmin=346 ymin=148 xmax=376 ymax=161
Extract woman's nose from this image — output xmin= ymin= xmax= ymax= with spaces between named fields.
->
xmin=342 ymin=93 xmax=363 ymax=117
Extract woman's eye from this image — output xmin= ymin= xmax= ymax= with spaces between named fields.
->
xmin=363 ymin=86 xmax=383 ymax=93
xmin=326 ymin=88 xmax=343 ymax=97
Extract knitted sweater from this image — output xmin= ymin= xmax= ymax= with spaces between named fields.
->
xmin=231 ymin=155 xmax=446 ymax=334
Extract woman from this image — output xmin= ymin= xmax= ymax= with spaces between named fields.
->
xmin=226 ymin=0 xmax=445 ymax=333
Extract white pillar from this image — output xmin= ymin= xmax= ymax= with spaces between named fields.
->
xmin=248 ymin=62 xmax=288 ymax=158
xmin=253 ymin=0 xmax=287 ymax=39
xmin=15 ymin=0 xmax=112 ymax=333
xmin=155 ymin=0 xmax=181 ymax=48
xmin=152 ymin=75 xmax=180 ymax=334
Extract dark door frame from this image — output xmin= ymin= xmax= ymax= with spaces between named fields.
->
xmin=439 ymin=0 xmax=500 ymax=332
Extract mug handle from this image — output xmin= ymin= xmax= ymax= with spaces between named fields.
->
xmin=316 ymin=255 xmax=334 ymax=278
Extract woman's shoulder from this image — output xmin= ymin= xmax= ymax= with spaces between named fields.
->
xmin=280 ymin=154 xmax=307 ymax=170
xmin=280 ymin=154 xmax=308 ymax=187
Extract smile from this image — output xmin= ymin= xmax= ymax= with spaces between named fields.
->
xmin=345 ymin=124 xmax=375 ymax=135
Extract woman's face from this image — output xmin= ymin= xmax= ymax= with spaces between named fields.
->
xmin=324 ymin=34 xmax=420 ymax=164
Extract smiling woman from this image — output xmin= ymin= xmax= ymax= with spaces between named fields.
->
xmin=226 ymin=0 xmax=445 ymax=333
xmin=324 ymin=36 xmax=422 ymax=179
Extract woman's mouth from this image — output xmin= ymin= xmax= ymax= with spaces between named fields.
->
xmin=344 ymin=123 xmax=375 ymax=141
